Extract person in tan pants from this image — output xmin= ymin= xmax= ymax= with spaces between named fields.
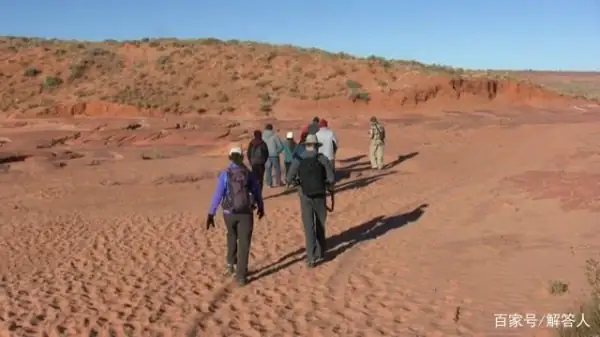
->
xmin=368 ymin=116 xmax=385 ymax=170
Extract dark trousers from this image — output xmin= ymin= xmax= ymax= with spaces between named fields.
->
xmin=299 ymin=194 xmax=327 ymax=262
xmin=224 ymin=213 xmax=254 ymax=280
xmin=251 ymin=164 xmax=265 ymax=192
xmin=284 ymin=161 xmax=291 ymax=177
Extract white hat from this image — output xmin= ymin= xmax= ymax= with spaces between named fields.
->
xmin=304 ymin=134 xmax=320 ymax=145
xmin=286 ymin=131 xmax=293 ymax=139
xmin=228 ymin=146 xmax=243 ymax=155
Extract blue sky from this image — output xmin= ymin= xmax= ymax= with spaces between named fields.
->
xmin=2 ymin=0 xmax=598 ymax=71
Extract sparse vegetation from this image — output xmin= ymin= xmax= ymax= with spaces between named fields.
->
xmin=346 ymin=80 xmax=370 ymax=103
xmin=558 ymin=258 xmax=600 ymax=337
xmin=346 ymin=80 xmax=363 ymax=89
xmin=23 ymin=67 xmax=41 ymax=77
xmin=549 ymin=280 xmax=569 ymax=295
xmin=0 ymin=36 xmax=596 ymax=115
xmin=259 ymin=93 xmax=274 ymax=113
xmin=44 ymin=76 xmax=63 ymax=88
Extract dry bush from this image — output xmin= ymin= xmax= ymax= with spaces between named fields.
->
xmin=558 ymin=258 xmax=600 ymax=337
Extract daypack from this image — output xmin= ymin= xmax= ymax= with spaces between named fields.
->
xmin=223 ymin=166 xmax=252 ymax=213
xmin=249 ymin=141 xmax=266 ymax=165
xmin=297 ymin=154 xmax=327 ymax=198
xmin=372 ymin=123 xmax=386 ymax=142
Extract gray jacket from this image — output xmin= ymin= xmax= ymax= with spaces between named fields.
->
xmin=285 ymin=149 xmax=335 ymax=187
xmin=262 ymin=129 xmax=283 ymax=157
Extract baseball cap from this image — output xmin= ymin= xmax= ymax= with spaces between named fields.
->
xmin=228 ymin=146 xmax=243 ymax=155
xmin=304 ymin=134 xmax=320 ymax=145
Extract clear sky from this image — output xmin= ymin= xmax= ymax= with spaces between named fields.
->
xmin=2 ymin=0 xmax=598 ymax=71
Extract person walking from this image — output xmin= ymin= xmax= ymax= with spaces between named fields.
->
xmin=299 ymin=116 xmax=321 ymax=143
xmin=368 ymin=116 xmax=386 ymax=170
xmin=246 ymin=130 xmax=269 ymax=192
xmin=262 ymin=124 xmax=284 ymax=188
xmin=206 ymin=146 xmax=265 ymax=286
xmin=315 ymin=119 xmax=339 ymax=173
xmin=285 ymin=134 xmax=335 ymax=268
xmin=282 ymin=131 xmax=298 ymax=177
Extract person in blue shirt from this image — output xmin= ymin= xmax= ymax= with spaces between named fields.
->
xmin=206 ymin=146 xmax=265 ymax=286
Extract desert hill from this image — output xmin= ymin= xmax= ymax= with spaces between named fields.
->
xmin=0 ymin=36 xmax=590 ymax=119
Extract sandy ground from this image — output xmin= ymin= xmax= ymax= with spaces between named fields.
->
xmin=1 ymin=104 xmax=600 ymax=337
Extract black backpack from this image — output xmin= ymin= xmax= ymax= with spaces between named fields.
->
xmin=297 ymin=154 xmax=327 ymax=198
xmin=249 ymin=141 xmax=266 ymax=165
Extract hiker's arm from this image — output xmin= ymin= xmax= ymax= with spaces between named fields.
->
xmin=332 ymin=132 xmax=339 ymax=154
xmin=276 ymin=136 xmax=284 ymax=153
xmin=246 ymin=142 xmax=253 ymax=162
xmin=285 ymin=159 xmax=300 ymax=185
xmin=208 ymin=171 xmax=226 ymax=216
xmin=318 ymin=155 xmax=336 ymax=186
xmin=261 ymin=143 xmax=269 ymax=164
xmin=248 ymin=172 xmax=264 ymax=212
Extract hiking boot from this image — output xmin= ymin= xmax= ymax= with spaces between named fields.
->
xmin=223 ymin=264 xmax=235 ymax=277
xmin=236 ymin=277 xmax=248 ymax=286
xmin=306 ymin=260 xmax=316 ymax=269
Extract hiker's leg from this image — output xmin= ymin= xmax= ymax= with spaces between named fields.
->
xmin=252 ymin=164 xmax=265 ymax=191
xmin=235 ymin=213 xmax=254 ymax=282
xmin=313 ymin=196 xmax=328 ymax=260
xmin=265 ymin=158 xmax=273 ymax=187
xmin=223 ymin=214 xmax=239 ymax=267
xmin=273 ymin=156 xmax=282 ymax=186
xmin=284 ymin=161 xmax=291 ymax=177
xmin=369 ymin=141 xmax=377 ymax=169
xmin=299 ymin=195 xmax=317 ymax=263
xmin=331 ymin=159 xmax=337 ymax=182
xmin=376 ymin=143 xmax=385 ymax=169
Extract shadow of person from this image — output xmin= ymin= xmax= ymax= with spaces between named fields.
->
xmin=248 ymin=203 xmax=428 ymax=283
xmin=337 ymin=154 xmax=366 ymax=163
xmin=384 ymin=151 xmax=419 ymax=170
xmin=336 ymin=151 xmax=419 ymax=182
xmin=322 ymin=203 xmax=428 ymax=264
xmin=334 ymin=170 xmax=397 ymax=195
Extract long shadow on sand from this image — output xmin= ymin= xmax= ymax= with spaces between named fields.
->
xmin=336 ymin=151 xmax=419 ymax=182
xmin=337 ymin=154 xmax=366 ymax=164
xmin=264 ymin=170 xmax=396 ymax=200
xmin=249 ymin=204 xmax=428 ymax=283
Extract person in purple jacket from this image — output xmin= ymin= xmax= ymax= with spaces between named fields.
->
xmin=206 ymin=146 xmax=265 ymax=286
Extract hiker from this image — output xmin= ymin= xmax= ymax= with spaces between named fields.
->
xmin=299 ymin=116 xmax=321 ymax=143
xmin=285 ymin=134 xmax=335 ymax=268
xmin=368 ymin=116 xmax=386 ymax=170
xmin=246 ymin=130 xmax=269 ymax=191
xmin=315 ymin=119 xmax=339 ymax=172
xmin=282 ymin=131 xmax=298 ymax=176
xmin=262 ymin=124 xmax=284 ymax=187
xmin=206 ymin=146 xmax=265 ymax=286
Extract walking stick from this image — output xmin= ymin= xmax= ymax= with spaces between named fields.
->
xmin=326 ymin=188 xmax=335 ymax=212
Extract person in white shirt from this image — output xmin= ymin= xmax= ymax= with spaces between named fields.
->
xmin=315 ymin=119 xmax=339 ymax=172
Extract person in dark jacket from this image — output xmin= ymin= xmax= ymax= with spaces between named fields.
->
xmin=299 ymin=116 xmax=320 ymax=143
xmin=246 ymin=130 xmax=269 ymax=192
xmin=285 ymin=134 xmax=335 ymax=268
xmin=207 ymin=146 xmax=265 ymax=286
